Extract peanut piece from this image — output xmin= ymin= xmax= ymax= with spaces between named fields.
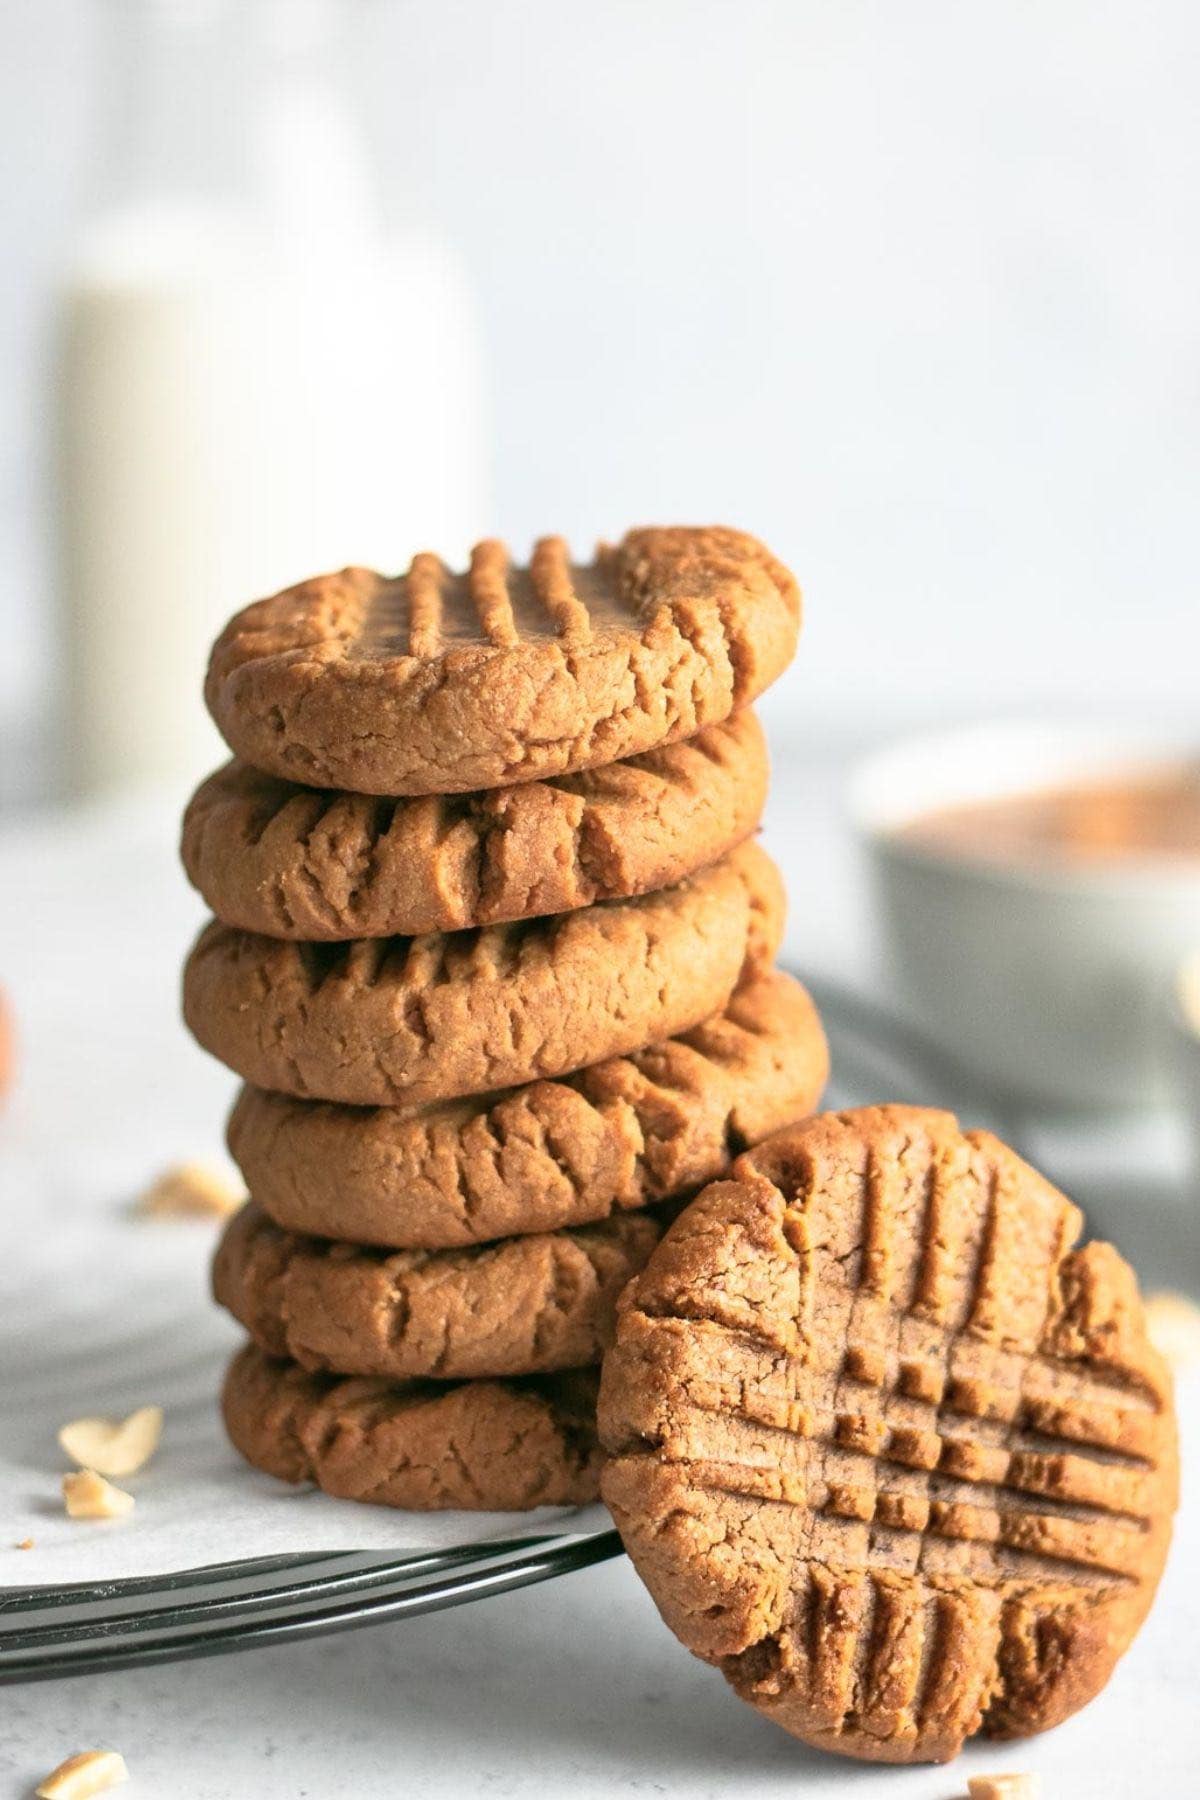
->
xmin=1145 ymin=1291 xmax=1200 ymax=1372
xmin=35 ymin=1750 xmax=129 ymax=1798
xmin=59 ymin=1406 xmax=162 ymax=1477
xmin=62 ymin=1470 xmax=135 ymax=1520
xmin=136 ymin=1161 xmax=245 ymax=1219
xmin=968 ymin=1776 xmax=1038 ymax=1800
xmin=1178 ymin=954 xmax=1200 ymax=1035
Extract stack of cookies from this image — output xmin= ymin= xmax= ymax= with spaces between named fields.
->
xmin=182 ymin=527 xmax=829 ymax=1511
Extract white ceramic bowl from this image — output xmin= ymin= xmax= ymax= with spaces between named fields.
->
xmin=851 ymin=721 xmax=1200 ymax=1111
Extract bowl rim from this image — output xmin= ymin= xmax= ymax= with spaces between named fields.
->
xmin=849 ymin=717 xmax=1200 ymax=896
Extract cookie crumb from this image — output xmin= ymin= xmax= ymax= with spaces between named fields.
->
xmin=35 ymin=1750 xmax=128 ymax=1799
xmin=136 ymin=1161 xmax=245 ymax=1219
xmin=62 ymin=1470 xmax=135 ymax=1520
xmin=59 ymin=1406 xmax=163 ymax=1478
xmin=1145 ymin=1291 xmax=1200 ymax=1371
xmin=968 ymin=1776 xmax=1038 ymax=1799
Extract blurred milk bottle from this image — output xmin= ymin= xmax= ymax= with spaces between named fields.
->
xmin=56 ymin=0 xmax=488 ymax=796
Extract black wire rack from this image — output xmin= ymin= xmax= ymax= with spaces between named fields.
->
xmin=0 ymin=973 xmax=1012 ymax=1684
xmin=0 ymin=1533 xmax=624 ymax=1684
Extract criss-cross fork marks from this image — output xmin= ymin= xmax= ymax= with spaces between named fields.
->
xmin=645 ymin=1311 xmax=1156 ymax=1587
xmin=622 ymin=1299 xmax=1165 ymax=1756
xmin=205 ymin=710 xmax=760 ymax=864
xmin=604 ymin=1115 xmax=1175 ymax=1757
xmin=287 ymin=915 xmax=544 ymax=1001
xmin=405 ymin=553 xmax=447 ymax=658
xmin=626 ymin=1123 xmax=1169 ymax=1590
xmin=723 ymin=1559 xmax=1014 ymax=1756
xmin=359 ymin=538 xmax=610 ymax=659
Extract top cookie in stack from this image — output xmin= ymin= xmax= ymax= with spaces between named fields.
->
xmin=199 ymin=526 xmax=799 ymax=795
xmin=182 ymin=525 xmax=828 ymax=1512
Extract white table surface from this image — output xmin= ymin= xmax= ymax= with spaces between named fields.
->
xmin=2 ymin=763 xmax=1197 ymax=1798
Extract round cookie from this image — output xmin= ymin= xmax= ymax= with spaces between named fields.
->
xmin=204 ymin=527 xmax=800 ymax=795
xmin=229 ymin=971 xmax=828 ymax=1249
xmin=223 ymin=1344 xmax=601 ymax=1511
xmin=181 ymin=713 xmax=769 ymax=940
xmin=215 ymin=1201 xmax=666 ymax=1381
xmin=183 ymin=841 xmax=784 ymax=1107
xmin=599 ymin=1106 xmax=1178 ymax=1765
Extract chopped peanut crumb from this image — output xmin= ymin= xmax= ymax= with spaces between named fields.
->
xmin=62 ymin=1470 xmax=135 ymax=1520
xmin=59 ymin=1406 xmax=163 ymax=1478
xmin=15 ymin=1536 xmax=34 ymax=1550
xmin=135 ymin=1160 xmax=245 ymax=1219
xmin=968 ymin=1775 xmax=1038 ymax=1800
xmin=1179 ymin=954 xmax=1200 ymax=1036
xmin=35 ymin=1750 xmax=129 ymax=1799
xmin=1145 ymin=1291 xmax=1200 ymax=1372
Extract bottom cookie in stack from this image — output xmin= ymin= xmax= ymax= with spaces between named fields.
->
xmin=223 ymin=1347 xmax=604 ymax=1511
xmin=215 ymin=969 xmax=828 ymax=1510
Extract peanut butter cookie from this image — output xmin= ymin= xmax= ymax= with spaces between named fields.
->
xmin=183 ymin=842 xmax=784 ymax=1107
xmin=181 ymin=713 xmax=768 ymax=939
xmin=228 ymin=971 xmax=827 ymax=1248
xmin=599 ymin=1107 xmax=1178 ymax=1764
xmin=214 ymin=1202 xmax=664 ymax=1381
xmin=223 ymin=1344 xmax=601 ymax=1510
xmin=204 ymin=528 xmax=799 ymax=794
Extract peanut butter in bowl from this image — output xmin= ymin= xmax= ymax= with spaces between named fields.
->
xmin=896 ymin=764 xmax=1200 ymax=868
xmin=851 ymin=723 xmax=1200 ymax=1110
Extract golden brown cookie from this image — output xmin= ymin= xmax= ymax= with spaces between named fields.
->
xmin=228 ymin=972 xmax=828 ymax=1249
xmin=214 ymin=1201 xmax=665 ymax=1380
xmin=204 ymin=528 xmax=800 ymax=795
xmin=181 ymin=713 xmax=769 ymax=940
xmin=222 ymin=1343 xmax=601 ymax=1511
xmin=183 ymin=842 xmax=784 ymax=1107
xmin=599 ymin=1106 xmax=1178 ymax=1765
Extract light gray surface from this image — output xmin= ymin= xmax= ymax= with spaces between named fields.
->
xmin=1 ymin=772 xmax=1197 ymax=1794
xmin=5 ymin=1509 xmax=1200 ymax=1800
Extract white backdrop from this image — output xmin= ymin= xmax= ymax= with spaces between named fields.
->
xmin=2 ymin=0 xmax=1198 ymax=775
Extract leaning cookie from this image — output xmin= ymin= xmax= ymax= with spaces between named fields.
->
xmin=222 ymin=1344 xmax=601 ymax=1511
xmin=228 ymin=971 xmax=827 ymax=1250
xmin=599 ymin=1106 xmax=1178 ymax=1765
xmin=183 ymin=842 xmax=784 ymax=1107
xmin=205 ymin=528 xmax=800 ymax=795
xmin=215 ymin=1202 xmax=665 ymax=1381
xmin=182 ymin=713 xmax=769 ymax=939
